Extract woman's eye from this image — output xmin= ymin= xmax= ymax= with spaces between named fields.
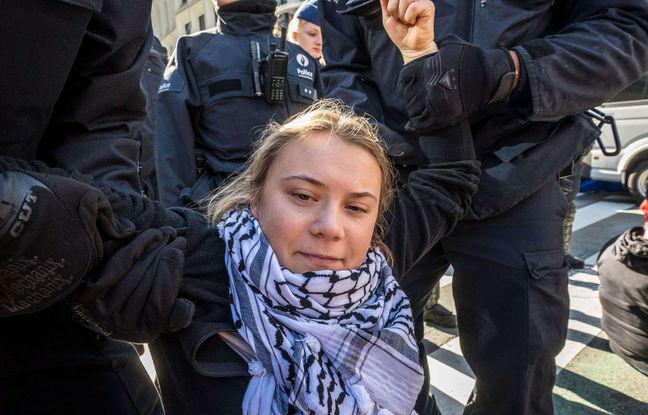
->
xmin=293 ymin=193 xmax=312 ymax=202
xmin=347 ymin=205 xmax=368 ymax=214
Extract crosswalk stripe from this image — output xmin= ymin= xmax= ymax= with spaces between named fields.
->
xmin=141 ymin=346 xmax=156 ymax=381
xmin=427 ymin=350 xmax=474 ymax=399
xmin=439 ymin=274 xmax=453 ymax=288
xmin=585 ymin=253 xmax=598 ymax=267
xmin=572 ymin=200 xmax=635 ymax=232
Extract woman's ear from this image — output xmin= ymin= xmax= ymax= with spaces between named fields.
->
xmin=250 ymin=198 xmax=259 ymax=218
xmin=291 ymin=31 xmax=298 ymax=42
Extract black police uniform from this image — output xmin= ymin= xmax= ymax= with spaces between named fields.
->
xmin=139 ymin=36 xmax=168 ymax=200
xmin=319 ymin=1 xmax=648 ymax=414
xmin=0 ymin=1 xmax=162 ymax=413
xmin=155 ymin=0 xmax=322 ymax=207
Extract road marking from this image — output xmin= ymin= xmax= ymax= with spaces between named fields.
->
xmin=439 ymin=275 xmax=453 ymax=288
xmin=585 ymin=253 xmax=599 ymax=268
xmin=141 ymin=346 xmax=156 ymax=381
xmin=427 ymin=340 xmax=474 ymax=415
xmin=572 ymin=200 xmax=635 ymax=232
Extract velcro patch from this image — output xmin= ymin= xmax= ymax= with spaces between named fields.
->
xmin=299 ymin=82 xmax=317 ymax=100
xmin=208 ymin=79 xmax=243 ymax=96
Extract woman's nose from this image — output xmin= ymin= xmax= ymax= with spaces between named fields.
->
xmin=310 ymin=206 xmax=344 ymax=240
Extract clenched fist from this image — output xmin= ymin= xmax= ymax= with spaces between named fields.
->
xmin=380 ymin=0 xmax=438 ymax=63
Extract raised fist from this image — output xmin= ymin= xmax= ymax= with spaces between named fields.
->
xmin=380 ymin=0 xmax=438 ymax=63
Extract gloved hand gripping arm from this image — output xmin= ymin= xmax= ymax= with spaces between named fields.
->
xmin=0 ymin=157 xmax=195 ymax=342
xmin=0 ymin=164 xmax=134 ymax=316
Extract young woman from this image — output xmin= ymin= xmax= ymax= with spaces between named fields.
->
xmin=287 ymin=0 xmax=322 ymax=60
xmin=149 ymin=99 xmax=479 ymax=415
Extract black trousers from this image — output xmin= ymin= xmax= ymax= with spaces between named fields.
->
xmin=402 ymin=178 xmax=570 ymax=415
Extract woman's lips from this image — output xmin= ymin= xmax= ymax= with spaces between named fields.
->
xmin=299 ymin=252 xmax=341 ymax=268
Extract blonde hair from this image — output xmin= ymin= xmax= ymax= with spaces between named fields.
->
xmin=287 ymin=16 xmax=306 ymax=40
xmin=207 ymin=99 xmax=396 ymax=257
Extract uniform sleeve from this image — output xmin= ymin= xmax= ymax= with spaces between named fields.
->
xmin=384 ymin=62 xmax=481 ymax=276
xmin=385 ymin=161 xmax=479 ymax=277
xmin=48 ymin=2 xmax=153 ymax=193
xmin=515 ymin=0 xmax=648 ymax=121
xmin=155 ymin=37 xmax=203 ymax=207
xmin=318 ymin=0 xmax=406 ymax=146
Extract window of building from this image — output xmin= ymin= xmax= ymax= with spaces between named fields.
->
xmin=199 ymin=14 xmax=206 ymax=31
xmin=185 ymin=22 xmax=192 ymax=35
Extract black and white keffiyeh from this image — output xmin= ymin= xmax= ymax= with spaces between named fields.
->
xmin=218 ymin=208 xmax=424 ymax=415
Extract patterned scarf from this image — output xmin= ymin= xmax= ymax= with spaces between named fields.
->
xmin=218 ymin=209 xmax=424 ymax=415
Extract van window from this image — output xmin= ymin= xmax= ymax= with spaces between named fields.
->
xmin=609 ymin=75 xmax=648 ymax=102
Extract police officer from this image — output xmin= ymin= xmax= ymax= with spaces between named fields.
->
xmin=155 ymin=0 xmax=322 ymax=207
xmin=288 ymin=0 xmax=323 ymax=60
xmin=0 ymin=1 xmax=168 ymax=413
xmin=319 ymin=0 xmax=648 ymax=414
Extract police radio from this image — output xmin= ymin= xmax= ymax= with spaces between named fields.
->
xmin=263 ymin=42 xmax=289 ymax=103
xmin=249 ymin=26 xmax=288 ymax=104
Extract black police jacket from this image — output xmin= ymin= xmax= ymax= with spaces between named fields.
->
xmin=320 ymin=0 xmax=648 ymax=218
xmin=0 ymin=0 xmax=152 ymax=193
xmin=155 ymin=0 xmax=322 ymax=207
xmin=0 ymin=0 xmax=156 ymax=412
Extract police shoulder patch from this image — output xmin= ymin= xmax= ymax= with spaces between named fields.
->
xmin=292 ymin=52 xmax=315 ymax=82
xmin=158 ymin=70 xmax=185 ymax=94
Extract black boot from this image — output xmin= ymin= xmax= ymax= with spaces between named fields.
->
xmin=424 ymin=302 xmax=457 ymax=328
xmin=565 ymin=254 xmax=585 ymax=269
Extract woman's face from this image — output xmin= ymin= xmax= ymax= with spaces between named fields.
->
xmin=293 ymin=21 xmax=323 ymax=59
xmin=251 ymin=132 xmax=382 ymax=273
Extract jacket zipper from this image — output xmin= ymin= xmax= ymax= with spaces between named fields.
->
xmin=469 ymin=0 xmax=477 ymax=43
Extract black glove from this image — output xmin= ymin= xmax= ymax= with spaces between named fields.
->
xmin=71 ymin=227 xmax=195 ymax=343
xmin=0 ymin=170 xmax=134 ymax=316
xmin=418 ymin=121 xmax=476 ymax=164
xmin=399 ymin=36 xmax=517 ymax=132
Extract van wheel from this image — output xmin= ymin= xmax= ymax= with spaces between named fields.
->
xmin=626 ymin=160 xmax=648 ymax=202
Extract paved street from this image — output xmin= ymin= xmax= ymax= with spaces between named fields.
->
xmin=425 ymin=191 xmax=648 ymax=415
xmin=140 ymin=191 xmax=648 ymax=414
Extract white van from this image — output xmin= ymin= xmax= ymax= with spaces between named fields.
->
xmin=585 ymin=75 xmax=648 ymax=201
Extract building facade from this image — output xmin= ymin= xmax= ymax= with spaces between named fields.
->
xmin=151 ymin=0 xmax=303 ymax=54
